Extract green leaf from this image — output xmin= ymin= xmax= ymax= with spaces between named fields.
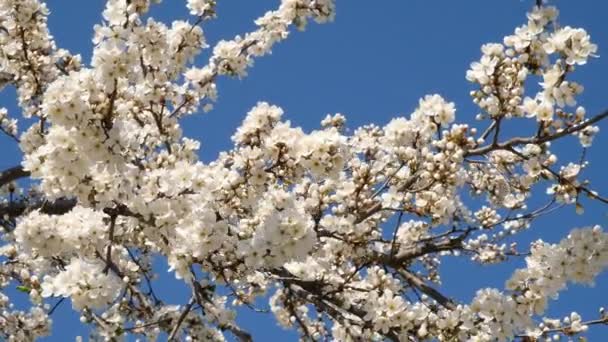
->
xmin=16 ymin=285 xmax=30 ymax=293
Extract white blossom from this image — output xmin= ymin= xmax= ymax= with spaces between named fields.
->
xmin=0 ymin=1 xmax=605 ymax=341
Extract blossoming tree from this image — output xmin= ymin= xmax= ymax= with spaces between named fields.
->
xmin=0 ymin=0 xmax=607 ymax=340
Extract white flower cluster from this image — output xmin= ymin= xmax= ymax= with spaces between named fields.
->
xmin=470 ymin=226 xmax=608 ymax=340
xmin=232 ymin=102 xmax=285 ymax=145
xmin=14 ymin=206 xmax=107 ymax=257
xmin=363 ymin=289 xmax=408 ymax=334
xmin=0 ymin=0 xmax=77 ymax=118
xmin=474 ymin=206 xmax=501 ymax=228
xmin=0 ymin=108 xmax=17 ymax=138
xmin=297 ymin=128 xmax=348 ymax=178
xmin=186 ymin=0 xmax=216 ymax=17
xmin=546 ymin=162 xmax=582 ymax=204
xmin=240 ymin=188 xmax=316 ymax=269
xmin=186 ymin=0 xmax=335 ymax=86
xmin=467 ymin=6 xmax=598 ymax=127
xmin=396 ymin=220 xmax=430 ymax=247
xmin=543 ymin=26 xmax=597 ymax=65
xmin=40 ymin=258 xmax=123 ymax=310
xmin=1 ymin=0 xmax=607 ymax=341
xmin=508 ymin=226 xmax=608 ymax=303
xmin=0 ymin=303 xmax=51 ymax=341
xmin=167 ymin=204 xmax=230 ymax=280
xmin=415 ymin=94 xmax=456 ymax=126
xmin=467 ymin=43 xmax=527 ymax=118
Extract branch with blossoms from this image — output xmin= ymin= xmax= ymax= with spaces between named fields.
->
xmin=1 ymin=0 xmax=608 ymax=341
xmin=517 ymin=310 xmax=608 ymax=341
xmin=466 ymin=109 xmax=608 ymax=157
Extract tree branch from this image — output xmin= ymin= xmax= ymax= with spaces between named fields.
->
xmin=516 ymin=315 xmax=608 ymax=340
xmin=466 ymin=109 xmax=608 ymax=157
xmin=0 ymin=166 xmax=29 ymax=188
xmin=167 ymin=297 xmax=195 ymax=341
xmin=379 ymin=231 xmax=469 ymax=267
xmin=0 ymin=198 xmax=77 ymax=218
xmin=355 ymin=173 xmax=420 ymax=224
xmin=397 ymin=269 xmax=456 ymax=310
xmin=507 ymin=146 xmax=608 ymax=204
xmin=286 ymin=283 xmax=401 ymax=342
xmin=102 ymin=213 xmax=118 ymax=274
xmin=222 ymin=323 xmax=254 ymax=342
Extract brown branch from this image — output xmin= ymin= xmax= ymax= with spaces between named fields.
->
xmin=0 ymin=125 xmax=19 ymax=143
xmin=190 ymin=275 xmax=254 ymax=342
xmin=479 ymin=120 xmax=497 ymax=142
xmin=122 ymin=318 xmax=171 ymax=332
xmin=0 ymin=166 xmax=29 ymax=188
xmin=507 ymin=146 xmax=608 ymax=204
xmin=0 ymin=198 xmax=77 ymax=218
xmin=379 ymin=231 xmax=469 ymax=267
xmin=466 ymin=109 xmax=608 ymax=157
xmin=150 ymin=106 xmax=173 ymax=153
xmin=272 ymin=268 xmax=408 ymax=341
xmin=516 ymin=315 xmax=608 ymax=340
xmin=102 ymin=213 xmax=118 ymax=274
xmin=168 ymin=97 xmax=192 ymax=118
xmin=95 ymin=250 xmax=124 ymax=278
xmin=284 ymin=287 xmax=314 ymax=341
xmin=47 ymin=298 xmax=65 ymax=315
xmin=222 ymin=323 xmax=254 ymax=342
xmin=492 ymin=117 xmax=502 ymax=146
xmin=397 ymin=269 xmax=456 ymax=310
xmin=355 ymin=173 xmax=420 ymax=224
xmin=286 ymin=283 xmax=401 ymax=342
xmin=126 ymin=248 xmax=161 ymax=304
xmin=167 ymin=297 xmax=195 ymax=341
xmin=102 ymin=82 xmax=118 ymax=133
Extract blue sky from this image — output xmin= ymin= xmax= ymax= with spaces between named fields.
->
xmin=1 ymin=0 xmax=608 ymax=340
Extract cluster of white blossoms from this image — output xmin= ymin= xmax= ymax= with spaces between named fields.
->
xmin=14 ymin=206 xmax=107 ymax=256
xmin=0 ymin=0 xmax=607 ymax=341
xmin=467 ymin=43 xmax=528 ymax=118
xmin=543 ymin=26 xmax=598 ymax=66
xmin=0 ymin=294 xmax=50 ymax=341
xmin=468 ymin=5 xmax=596 ymax=130
xmin=186 ymin=0 xmax=215 ymax=17
xmin=0 ymin=108 xmax=17 ymax=139
xmin=40 ymin=259 xmax=123 ymax=310
xmin=185 ymin=0 xmax=335 ymax=93
xmin=470 ymin=226 xmax=608 ymax=340
xmin=416 ymin=94 xmax=456 ymax=126
xmin=240 ymin=188 xmax=316 ymax=269
xmin=0 ymin=0 xmax=78 ymax=118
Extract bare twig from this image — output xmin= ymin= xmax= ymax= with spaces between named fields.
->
xmin=507 ymin=146 xmax=608 ymax=204
xmin=398 ymin=269 xmax=456 ymax=310
xmin=466 ymin=109 xmax=608 ymax=157
xmin=48 ymin=297 xmax=65 ymax=315
xmin=167 ymin=297 xmax=195 ymax=341
xmin=479 ymin=120 xmax=497 ymax=142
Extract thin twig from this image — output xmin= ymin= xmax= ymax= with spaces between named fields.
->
xmin=466 ymin=109 xmax=608 ymax=157
xmin=48 ymin=298 xmax=65 ymax=315
xmin=167 ymin=298 xmax=195 ymax=341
